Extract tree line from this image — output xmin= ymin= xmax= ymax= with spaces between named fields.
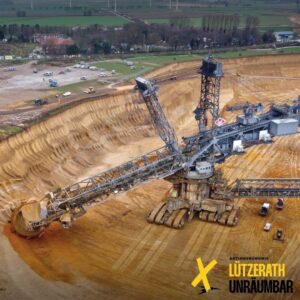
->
xmin=0 ymin=15 xmax=276 ymax=56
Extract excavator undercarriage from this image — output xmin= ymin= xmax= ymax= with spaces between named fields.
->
xmin=147 ymin=168 xmax=239 ymax=229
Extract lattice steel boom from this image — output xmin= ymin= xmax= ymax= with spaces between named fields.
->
xmin=194 ymin=55 xmax=223 ymax=130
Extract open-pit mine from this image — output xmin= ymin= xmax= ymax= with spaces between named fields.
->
xmin=0 ymin=54 xmax=300 ymax=300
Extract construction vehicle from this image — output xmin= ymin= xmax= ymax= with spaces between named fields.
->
xmin=49 ymin=79 xmax=58 ymax=88
xmin=34 ymin=98 xmax=48 ymax=106
xmin=259 ymin=203 xmax=270 ymax=216
xmin=276 ymin=198 xmax=284 ymax=209
xmin=273 ymin=228 xmax=284 ymax=241
xmin=63 ymin=91 xmax=71 ymax=97
xmin=43 ymin=71 xmax=53 ymax=76
xmin=264 ymin=223 xmax=271 ymax=232
xmin=226 ymin=102 xmax=264 ymax=113
xmin=10 ymin=56 xmax=300 ymax=238
xmin=84 ymin=87 xmax=95 ymax=94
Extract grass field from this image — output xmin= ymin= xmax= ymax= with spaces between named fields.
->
xmin=146 ymin=14 xmax=293 ymax=31
xmin=0 ymin=126 xmax=22 ymax=138
xmin=54 ymin=79 xmax=106 ymax=94
xmin=93 ymin=54 xmax=204 ymax=78
xmin=0 ymin=0 xmax=296 ymax=32
xmin=0 ymin=16 xmax=129 ymax=27
xmin=93 ymin=48 xmax=300 ymax=77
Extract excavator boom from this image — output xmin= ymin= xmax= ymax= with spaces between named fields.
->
xmin=135 ymin=77 xmax=181 ymax=157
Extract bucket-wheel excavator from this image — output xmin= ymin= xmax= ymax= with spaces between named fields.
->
xmin=11 ymin=56 xmax=300 ymax=238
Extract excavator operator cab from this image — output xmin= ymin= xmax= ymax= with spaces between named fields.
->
xmin=200 ymin=56 xmax=223 ymax=78
xmin=135 ymin=77 xmax=151 ymax=92
xmin=60 ymin=213 xmax=73 ymax=229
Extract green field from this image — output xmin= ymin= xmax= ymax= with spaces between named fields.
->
xmin=0 ymin=0 xmax=296 ymax=32
xmin=146 ymin=14 xmax=293 ymax=32
xmin=94 ymin=48 xmax=300 ymax=77
xmin=94 ymin=60 xmax=153 ymax=79
xmin=54 ymin=79 xmax=107 ymax=94
xmin=0 ymin=126 xmax=22 ymax=138
xmin=0 ymin=16 xmax=129 ymax=27
xmin=93 ymin=54 xmax=204 ymax=78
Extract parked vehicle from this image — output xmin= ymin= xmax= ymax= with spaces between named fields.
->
xmin=273 ymin=228 xmax=284 ymax=241
xmin=49 ymin=79 xmax=58 ymax=87
xmin=276 ymin=198 xmax=284 ymax=210
xmin=263 ymin=223 xmax=271 ymax=231
xmin=259 ymin=203 xmax=270 ymax=216
xmin=43 ymin=71 xmax=53 ymax=76
xmin=34 ymin=98 xmax=48 ymax=106
xmin=84 ymin=87 xmax=95 ymax=94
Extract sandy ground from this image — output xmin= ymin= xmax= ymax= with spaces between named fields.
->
xmin=0 ymin=55 xmax=300 ymax=300
xmin=0 ymin=62 xmax=101 ymax=106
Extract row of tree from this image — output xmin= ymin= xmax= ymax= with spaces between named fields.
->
xmin=0 ymin=16 xmax=276 ymax=55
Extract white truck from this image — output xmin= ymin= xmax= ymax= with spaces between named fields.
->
xmin=259 ymin=203 xmax=270 ymax=216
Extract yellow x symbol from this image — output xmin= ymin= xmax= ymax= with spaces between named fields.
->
xmin=191 ymin=257 xmax=217 ymax=292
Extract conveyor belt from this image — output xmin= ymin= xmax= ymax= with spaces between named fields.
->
xmin=231 ymin=178 xmax=300 ymax=198
xmin=50 ymin=146 xmax=181 ymax=210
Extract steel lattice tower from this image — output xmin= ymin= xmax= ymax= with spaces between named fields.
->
xmin=194 ymin=56 xmax=223 ymax=131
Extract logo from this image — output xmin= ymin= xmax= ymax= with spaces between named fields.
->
xmin=215 ymin=117 xmax=226 ymax=127
xmin=228 ymin=257 xmax=293 ymax=294
xmin=191 ymin=257 xmax=218 ymax=293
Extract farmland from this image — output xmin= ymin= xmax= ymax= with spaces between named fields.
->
xmin=0 ymin=0 xmax=297 ymax=32
xmin=0 ymin=16 xmax=129 ymax=27
xmin=146 ymin=14 xmax=293 ymax=32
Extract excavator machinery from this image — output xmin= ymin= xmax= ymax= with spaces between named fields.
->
xmin=10 ymin=56 xmax=300 ymax=238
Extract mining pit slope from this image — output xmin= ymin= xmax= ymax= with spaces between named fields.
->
xmin=0 ymin=55 xmax=300 ymax=300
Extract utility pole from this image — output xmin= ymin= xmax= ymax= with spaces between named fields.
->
xmin=169 ymin=0 xmax=172 ymax=9
xmin=176 ymin=0 xmax=178 ymax=11
xmin=149 ymin=0 xmax=152 ymax=8
xmin=114 ymin=0 xmax=117 ymax=12
xmin=69 ymin=0 xmax=72 ymax=9
xmin=30 ymin=0 xmax=33 ymax=10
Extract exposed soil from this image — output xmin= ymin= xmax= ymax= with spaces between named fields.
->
xmin=0 ymin=55 xmax=300 ymax=300
xmin=0 ymin=62 xmax=103 ymax=106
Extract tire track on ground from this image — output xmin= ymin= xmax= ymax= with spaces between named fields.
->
xmin=182 ymin=223 xmax=210 ymax=270
xmin=175 ymin=222 xmax=206 ymax=268
xmin=141 ymin=230 xmax=177 ymax=275
xmin=112 ymin=224 xmax=154 ymax=271
xmin=133 ymin=227 xmax=174 ymax=275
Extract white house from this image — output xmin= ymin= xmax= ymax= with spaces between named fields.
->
xmin=274 ymin=31 xmax=294 ymax=42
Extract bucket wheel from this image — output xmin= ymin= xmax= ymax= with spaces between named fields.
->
xmin=11 ymin=203 xmax=45 ymax=239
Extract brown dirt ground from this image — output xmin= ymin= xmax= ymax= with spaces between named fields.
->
xmin=0 ymin=55 xmax=300 ymax=300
